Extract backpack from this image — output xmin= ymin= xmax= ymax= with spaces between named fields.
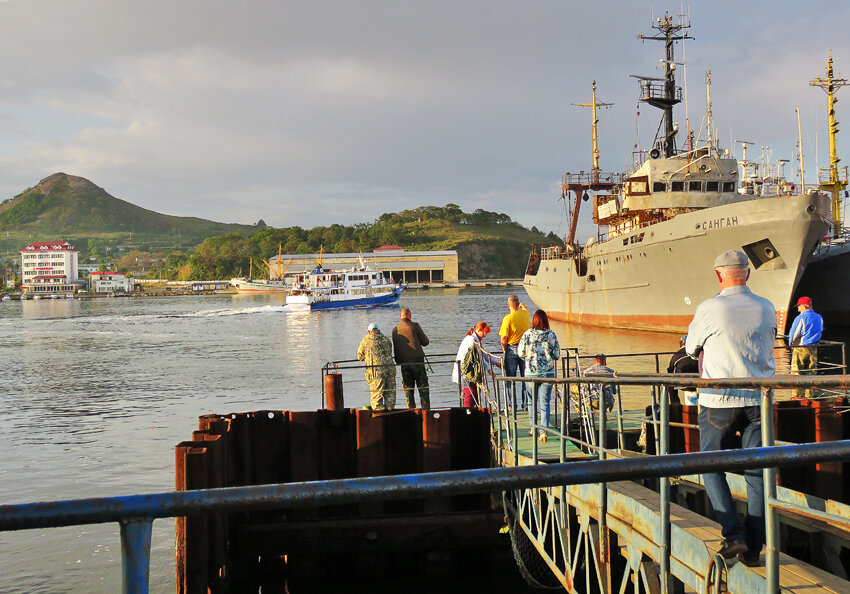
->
xmin=461 ymin=344 xmax=483 ymax=384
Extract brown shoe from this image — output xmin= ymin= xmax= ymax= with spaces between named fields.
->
xmin=718 ymin=539 xmax=747 ymax=559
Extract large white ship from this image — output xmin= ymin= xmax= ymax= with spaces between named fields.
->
xmin=523 ymin=15 xmax=831 ymax=334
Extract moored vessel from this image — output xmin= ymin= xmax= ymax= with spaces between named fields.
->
xmin=524 ymin=14 xmax=830 ymax=333
xmin=231 ymin=246 xmax=293 ymax=294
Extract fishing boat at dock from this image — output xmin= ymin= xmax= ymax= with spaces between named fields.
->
xmin=523 ymin=14 xmax=830 ymax=334
xmin=286 ymin=253 xmax=404 ymax=310
xmin=230 ymin=245 xmax=293 ymax=294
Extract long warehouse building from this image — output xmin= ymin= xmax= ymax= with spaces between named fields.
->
xmin=270 ymin=246 xmax=459 ymax=284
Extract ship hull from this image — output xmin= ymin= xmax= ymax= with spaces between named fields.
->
xmin=794 ymin=239 xmax=850 ymax=326
xmin=230 ymin=279 xmax=289 ymax=294
xmin=287 ymin=287 xmax=404 ymax=310
xmin=524 ymin=194 xmax=830 ymax=334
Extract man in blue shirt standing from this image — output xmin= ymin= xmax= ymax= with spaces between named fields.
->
xmin=788 ymin=296 xmax=824 ymax=399
xmin=686 ymin=250 xmax=776 ymax=565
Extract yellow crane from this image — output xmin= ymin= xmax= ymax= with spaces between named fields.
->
xmin=811 ymin=52 xmax=848 ymax=235
xmin=261 ymin=244 xmax=293 ymax=280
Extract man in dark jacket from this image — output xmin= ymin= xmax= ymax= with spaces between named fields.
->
xmin=392 ymin=308 xmax=431 ymax=409
xmin=666 ymin=335 xmax=699 ymax=405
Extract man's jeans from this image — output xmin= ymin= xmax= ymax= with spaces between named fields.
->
xmin=699 ymin=405 xmax=764 ymax=553
xmin=503 ymin=345 xmax=528 ymax=410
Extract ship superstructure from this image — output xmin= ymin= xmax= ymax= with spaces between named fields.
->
xmin=523 ymin=14 xmax=830 ymax=333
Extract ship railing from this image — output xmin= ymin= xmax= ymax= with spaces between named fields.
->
xmin=539 ymin=245 xmax=568 ymax=260
xmin=638 ymin=79 xmax=683 ymax=104
xmin=818 ymin=165 xmax=849 ymax=185
xmin=561 ymin=171 xmax=626 ymax=187
xmin=594 ymin=212 xmax=676 ymax=242
xmin=485 ymin=369 xmax=850 ymax=594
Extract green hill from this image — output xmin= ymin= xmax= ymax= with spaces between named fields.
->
xmin=0 ymin=172 xmax=256 ymax=254
xmin=0 ymin=174 xmax=557 ymax=279
xmin=173 ymin=205 xmax=558 ymax=280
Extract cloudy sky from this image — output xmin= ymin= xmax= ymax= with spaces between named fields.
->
xmin=0 ymin=1 xmax=848 ymax=239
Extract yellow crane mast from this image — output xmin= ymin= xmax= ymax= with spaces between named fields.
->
xmin=810 ymin=52 xmax=848 ymax=235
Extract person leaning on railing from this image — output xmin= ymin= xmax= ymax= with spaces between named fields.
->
xmin=787 ymin=296 xmax=824 ymax=400
xmin=452 ymin=322 xmax=500 ymax=407
xmin=685 ymin=249 xmax=776 ymax=566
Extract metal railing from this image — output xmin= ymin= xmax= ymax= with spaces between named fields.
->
xmin=0 ymin=421 xmax=848 ymax=593
xmin=3 ymin=352 xmax=850 ymax=593
xmin=485 ymin=370 xmax=850 ymax=594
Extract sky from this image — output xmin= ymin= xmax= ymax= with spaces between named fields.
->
xmin=0 ymin=1 xmax=848 ymax=240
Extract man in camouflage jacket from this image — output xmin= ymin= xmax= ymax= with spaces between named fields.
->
xmin=357 ymin=323 xmax=397 ymax=410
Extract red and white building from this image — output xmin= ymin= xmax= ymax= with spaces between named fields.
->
xmin=20 ymin=241 xmax=85 ymax=296
xmin=89 ymin=271 xmax=133 ymax=293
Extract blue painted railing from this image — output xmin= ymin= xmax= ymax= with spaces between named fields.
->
xmin=3 ymin=373 xmax=850 ymax=593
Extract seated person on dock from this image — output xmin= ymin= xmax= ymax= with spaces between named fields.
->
xmin=357 ymin=323 xmax=396 ymax=410
xmin=577 ymin=354 xmax=616 ymax=412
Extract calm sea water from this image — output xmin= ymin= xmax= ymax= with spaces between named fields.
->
xmin=0 ymin=288 xmax=683 ymax=593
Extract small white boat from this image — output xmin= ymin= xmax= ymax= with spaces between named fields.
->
xmin=286 ymin=253 xmax=404 ymax=310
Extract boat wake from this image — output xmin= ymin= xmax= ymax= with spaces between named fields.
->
xmin=180 ymin=305 xmax=289 ymax=317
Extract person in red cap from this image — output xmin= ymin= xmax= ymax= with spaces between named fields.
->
xmin=788 ymin=296 xmax=824 ymax=399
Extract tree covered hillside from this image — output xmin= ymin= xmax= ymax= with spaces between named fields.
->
xmin=156 ymin=205 xmax=558 ymax=280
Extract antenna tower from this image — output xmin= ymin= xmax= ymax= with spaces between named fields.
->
xmin=810 ymin=52 xmax=848 ymax=234
xmin=636 ymin=12 xmax=693 ymax=157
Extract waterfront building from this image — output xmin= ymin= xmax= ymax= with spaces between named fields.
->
xmin=270 ymin=246 xmax=459 ymax=284
xmin=20 ymin=241 xmax=85 ymax=296
xmin=89 ymin=271 xmax=134 ymax=293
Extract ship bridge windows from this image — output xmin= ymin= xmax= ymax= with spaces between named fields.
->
xmin=706 ymin=181 xmax=720 ymax=192
xmin=723 ymin=182 xmax=736 ymax=192
xmin=671 ymin=181 xmax=685 ymax=192
xmin=652 ymin=181 xmax=667 ymax=192
xmin=688 ymin=181 xmax=704 ymax=191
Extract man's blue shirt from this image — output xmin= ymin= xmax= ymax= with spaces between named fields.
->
xmin=788 ymin=308 xmax=823 ymax=346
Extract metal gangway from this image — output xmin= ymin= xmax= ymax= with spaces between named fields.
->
xmin=471 ymin=344 xmax=850 ymax=594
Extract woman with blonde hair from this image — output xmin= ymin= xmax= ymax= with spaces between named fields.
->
xmin=452 ymin=322 xmax=499 ymax=407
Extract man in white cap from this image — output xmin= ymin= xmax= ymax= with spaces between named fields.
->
xmin=685 ymin=249 xmax=776 ymax=565
xmin=788 ymin=296 xmax=823 ymax=399
xmin=356 ymin=322 xmax=396 ymax=410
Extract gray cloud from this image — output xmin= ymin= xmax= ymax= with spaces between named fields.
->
xmin=0 ymin=1 xmax=847 ymax=240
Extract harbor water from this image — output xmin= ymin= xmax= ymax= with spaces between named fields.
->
xmin=0 ymin=288 xmax=718 ymax=592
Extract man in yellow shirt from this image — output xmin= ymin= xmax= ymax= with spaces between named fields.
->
xmin=499 ymin=294 xmax=531 ymax=410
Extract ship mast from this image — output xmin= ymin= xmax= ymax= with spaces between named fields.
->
xmin=796 ymin=107 xmax=806 ymax=193
xmin=562 ymin=82 xmax=620 ymax=246
xmin=636 ymin=13 xmax=692 ymax=158
xmin=572 ymin=81 xmax=613 ymax=185
xmin=810 ymin=52 xmax=848 ymax=235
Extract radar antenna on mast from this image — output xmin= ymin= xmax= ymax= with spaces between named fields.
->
xmin=635 ymin=12 xmax=693 ymax=158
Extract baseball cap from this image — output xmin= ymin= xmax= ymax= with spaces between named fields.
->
xmin=713 ymin=250 xmax=749 ymax=269
xmin=367 ymin=322 xmax=379 ymax=331
xmin=796 ymin=296 xmax=812 ymax=307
